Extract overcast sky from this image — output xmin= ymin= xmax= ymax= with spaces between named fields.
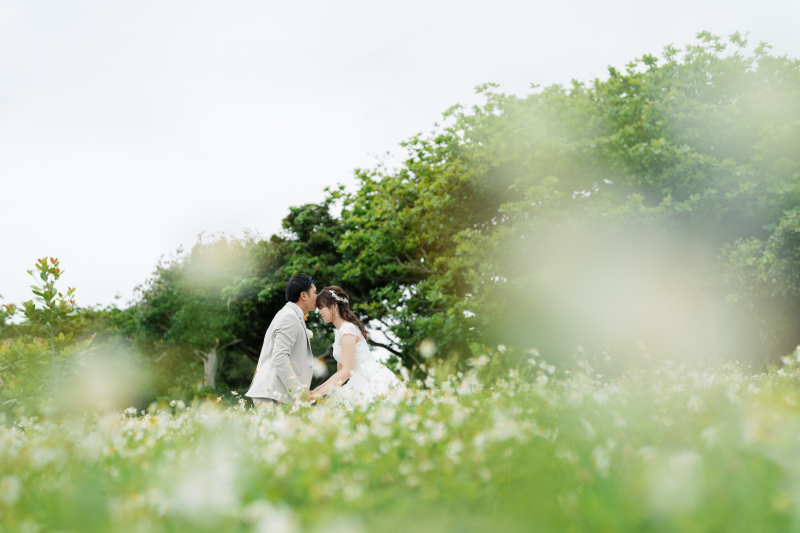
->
xmin=2 ymin=0 xmax=798 ymax=309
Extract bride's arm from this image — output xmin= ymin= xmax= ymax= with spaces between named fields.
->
xmin=312 ymin=336 xmax=356 ymax=398
xmin=312 ymin=361 xmax=344 ymax=392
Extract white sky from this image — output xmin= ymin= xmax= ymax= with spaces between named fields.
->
xmin=2 ymin=0 xmax=798 ymax=309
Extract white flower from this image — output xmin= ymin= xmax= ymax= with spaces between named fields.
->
xmin=231 ymin=391 xmax=238 ymax=395
xmin=243 ymin=500 xmax=300 ymax=533
xmin=427 ymin=421 xmax=447 ymax=442
xmin=400 ymin=413 xmax=420 ymax=431
xmin=413 ymin=432 xmax=428 ymax=446
xmin=555 ymin=449 xmax=579 ymax=464
xmin=398 ymin=462 xmax=414 ymax=476
xmin=419 ymin=339 xmax=436 ymax=359
xmin=466 ymin=355 xmax=490 ymax=367
xmin=446 ymin=439 xmax=464 ymax=462
xmin=306 ymin=328 xmax=314 ymax=340
xmin=497 ymin=344 xmax=507 ymax=353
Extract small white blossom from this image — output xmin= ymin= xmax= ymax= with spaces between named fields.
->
xmin=446 ymin=439 xmax=464 ymax=463
xmin=419 ymin=339 xmax=437 ymax=359
xmin=466 ymin=355 xmax=490 ymax=367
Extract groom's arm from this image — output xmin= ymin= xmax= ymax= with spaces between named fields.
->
xmin=272 ymin=318 xmax=304 ymax=401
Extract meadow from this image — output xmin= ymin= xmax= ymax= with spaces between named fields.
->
xmin=1 ymin=348 xmax=798 ymax=532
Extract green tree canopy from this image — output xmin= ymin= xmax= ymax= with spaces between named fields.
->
xmin=107 ymin=32 xmax=800 ymax=396
xmin=125 ymin=235 xmax=256 ymax=390
xmin=242 ymin=32 xmax=800 ymax=368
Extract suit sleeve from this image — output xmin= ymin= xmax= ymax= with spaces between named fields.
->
xmin=272 ymin=317 xmax=304 ymax=399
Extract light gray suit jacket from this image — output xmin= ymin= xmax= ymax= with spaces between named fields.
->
xmin=245 ymin=302 xmax=314 ymax=404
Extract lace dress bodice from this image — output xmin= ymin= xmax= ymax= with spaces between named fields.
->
xmin=326 ymin=321 xmax=405 ymax=408
xmin=332 ymin=322 xmax=375 ymax=367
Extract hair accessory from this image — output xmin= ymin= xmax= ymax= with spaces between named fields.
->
xmin=324 ymin=288 xmax=349 ymax=305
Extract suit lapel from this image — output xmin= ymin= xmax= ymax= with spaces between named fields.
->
xmin=286 ymin=303 xmax=312 ymax=352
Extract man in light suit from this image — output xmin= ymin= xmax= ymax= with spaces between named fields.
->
xmin=245 ymin=274 xmax=317 ymax=405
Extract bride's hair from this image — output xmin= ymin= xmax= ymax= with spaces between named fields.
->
xmin=316 ymin=286 xmax=369 ymax=340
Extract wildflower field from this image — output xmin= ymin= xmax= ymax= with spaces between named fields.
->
xmin=1 ymin=350 xmax=799 ymax=533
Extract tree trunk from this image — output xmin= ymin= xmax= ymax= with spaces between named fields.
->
xmin=203 ymin=345 xmax=218 ymax=389
xmin=195 ymin=339 xmax=241 ymax=390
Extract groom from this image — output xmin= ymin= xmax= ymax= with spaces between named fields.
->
xmin=245 ymin=274 xmax=317 ymax=405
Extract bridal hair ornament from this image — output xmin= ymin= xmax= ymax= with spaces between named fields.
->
xmin=324 ymin=288 xmax=349 ymax=305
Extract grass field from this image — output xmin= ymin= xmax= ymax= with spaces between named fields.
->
xmin=1 ymin=350 xmax=798 ymax=532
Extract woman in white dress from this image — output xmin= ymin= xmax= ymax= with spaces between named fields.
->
xmin=310 ymin=286 xmax=405 ymax=406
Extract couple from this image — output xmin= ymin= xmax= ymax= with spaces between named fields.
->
xmin=245 ymin=274 xmax=405 ymax=407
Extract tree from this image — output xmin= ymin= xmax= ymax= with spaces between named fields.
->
xmin=127 ymin=236 xmax=252 ymax=390
xmin=99 ymin=32 xmax=800 ymax=384
xmin=0 ymin=259 xmax=95 ymax=413
xmin=242 ymin=32 xmax=800 ymax=367
xmin=224 ymin=198 xmax=347 ymax=362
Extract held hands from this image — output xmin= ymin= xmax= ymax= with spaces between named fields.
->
xmin=302 ymin=389 xmax=318 ymax=403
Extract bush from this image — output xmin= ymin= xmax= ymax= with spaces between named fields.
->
xmin=0 ymin=259 xmax=95 ymax=415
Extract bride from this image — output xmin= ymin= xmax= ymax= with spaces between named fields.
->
xmin=310 ymin=286 xmax=405 ymax=405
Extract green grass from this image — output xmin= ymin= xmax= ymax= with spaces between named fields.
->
xmin=1 ymin=355 xmax=799 ymax=532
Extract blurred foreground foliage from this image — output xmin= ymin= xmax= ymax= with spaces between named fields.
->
xmin=1 ymin=349 xmax=800 ymax=532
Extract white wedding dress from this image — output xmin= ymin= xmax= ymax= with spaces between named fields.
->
xmin=330 ymin=322 xmax=405 ymax=406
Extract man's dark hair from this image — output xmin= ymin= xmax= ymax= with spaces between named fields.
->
xmin=286 ymin=274 xmax=313 ymax=303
